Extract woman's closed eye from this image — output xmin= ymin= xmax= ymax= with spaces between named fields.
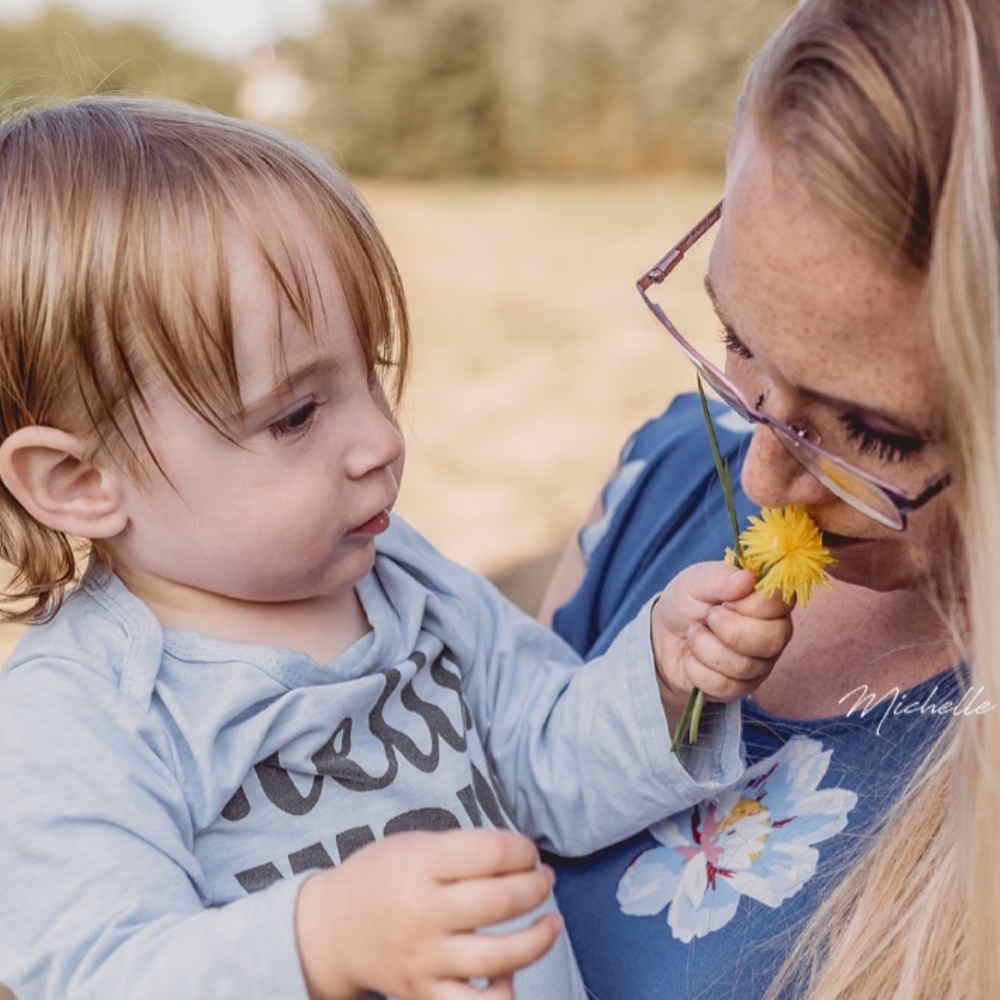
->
xmin=839 ymin=410 xmax=926 ymax=463
xmin=710 ymin=320 xmax=925 ymax=464
xmin=720 ymin=326 xmax=754 ymax=360
xmin=269 ymin=399 xmax=319 ymax=439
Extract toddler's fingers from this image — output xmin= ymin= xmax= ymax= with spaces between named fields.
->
xmin=705 ymin=604 xmax=793 ymax=660
xmin=444 ymin=911 xmax=563 ymax=983
xmin=683 ymin=623 xmax=775 ymax=698
xmin=724 ymin=584 xmax=796 ymax=618
xmin=433 ymin=976 xmax=515 ymax=1000
xmin=684 ymin=563 xmax=758 ymax=606
xmin=442 ymin=866 xmax=555 ymax=932
xmin=423 ymin=828 xmax=540 ymax=882
xmin=657 ymin=563 xmax=757 ymax=633
xmin=485 ymin=974 xmax=516 ymax=997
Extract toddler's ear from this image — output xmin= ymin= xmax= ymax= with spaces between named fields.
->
xmin=0 ymin=426 xmax=128 ymax=540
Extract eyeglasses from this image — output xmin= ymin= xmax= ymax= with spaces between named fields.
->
xmin=636 ymin=200 xmax=951 ymax=530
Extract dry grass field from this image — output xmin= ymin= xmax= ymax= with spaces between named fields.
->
xmin=0 ymin=175 xmax=721 ymax=661
xmin=368 ymin=175 xmax=722 ymax=607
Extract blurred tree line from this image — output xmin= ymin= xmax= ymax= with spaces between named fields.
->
xmin=283 ymin=0 xmax=796 ymax=176
xmin=0 ymin=0 xmax=795 ymax=178
xmin=0 ymin=5 xmax=242 ymax=113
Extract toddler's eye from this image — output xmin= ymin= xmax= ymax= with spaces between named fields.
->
xmin=269 ymin=400 xmax=317 ymax=439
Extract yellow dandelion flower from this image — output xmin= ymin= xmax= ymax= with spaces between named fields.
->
xmin=737 ymin=505 xmax=837 ymax=607
xmin=674 ymin=379 xmax=840 ymax=753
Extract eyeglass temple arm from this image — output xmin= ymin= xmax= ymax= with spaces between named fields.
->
xmin=637 ymin=201 xmax=723 ymax=290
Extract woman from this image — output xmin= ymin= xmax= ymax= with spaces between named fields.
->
xmin=541 ymin=0 xmax=997 ymax=996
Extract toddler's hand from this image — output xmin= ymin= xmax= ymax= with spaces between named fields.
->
xmin=295 ymin=827 xmax=561 ymax=1000
xmin=651 ymin=562 xmax=793 ymax=732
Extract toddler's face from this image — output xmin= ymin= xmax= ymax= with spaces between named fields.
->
xmin=103 ymin=216 xmax=404 ymax=616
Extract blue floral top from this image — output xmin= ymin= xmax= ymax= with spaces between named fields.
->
xmin=548 ymin=394 xmax=964 ymax=1000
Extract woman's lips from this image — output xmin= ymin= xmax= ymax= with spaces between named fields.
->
xmin=820 ymin=530 xmax=869 ymax=549
xmin=354 ymin=510 xmax=391 ymax=536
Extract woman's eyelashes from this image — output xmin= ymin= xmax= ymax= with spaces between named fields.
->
xmin=269 ymin=399 xmax=319 ymax=439
xmin=714 ymin=325 xmax=925 ymax=464
xmin=720 ymin=326 xmax=754 ymax=360
xmin=839 ymin=410 xmax=925 ymax=463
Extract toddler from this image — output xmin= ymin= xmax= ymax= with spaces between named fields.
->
xmin=0 ymin=97 xmax=791 ymax=1000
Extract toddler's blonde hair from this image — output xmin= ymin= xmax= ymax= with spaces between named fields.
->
xmin=0 ymin=96 xmax=410 ymax=625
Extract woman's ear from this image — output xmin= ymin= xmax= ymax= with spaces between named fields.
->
xmin=0 ymin=426 xmax=128 ymax=540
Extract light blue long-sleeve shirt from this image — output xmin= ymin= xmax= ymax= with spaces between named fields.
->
xmin=0 ymin=516 xmax=742 ymax=999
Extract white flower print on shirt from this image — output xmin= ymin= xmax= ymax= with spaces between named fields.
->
xmin=617 ymin=736 xmax=857 ymax=943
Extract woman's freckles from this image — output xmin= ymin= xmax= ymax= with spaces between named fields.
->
xmin=711 ymin=126 xmax=954 ymax=593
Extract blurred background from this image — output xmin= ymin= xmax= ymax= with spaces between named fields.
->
xmin=0 ymin=0 xmax=794 ymax=657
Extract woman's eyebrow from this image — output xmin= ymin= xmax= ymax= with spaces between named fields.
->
xmin=704 ymin=275 xmax=753 ymax=356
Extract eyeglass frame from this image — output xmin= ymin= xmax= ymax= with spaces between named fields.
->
xmin=636 ymin=199 xmax=951 ymax=531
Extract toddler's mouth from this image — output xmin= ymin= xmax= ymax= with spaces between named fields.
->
xmin=354 ymin=510 xmax=391 ymax=536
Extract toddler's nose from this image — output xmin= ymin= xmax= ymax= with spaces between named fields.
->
xmin=348 ymin=388 xmax=404 ymax=480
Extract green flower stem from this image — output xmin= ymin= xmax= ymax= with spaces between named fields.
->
xmin=672 ymin=378 xmax=746 ymax=753
xmin=670 ymin=688 xmax=698 ymax=754
xmin=696 ymin=378 xmax=745 ymax=567
xmin=686 ymin=688 xmax=707 ymax=746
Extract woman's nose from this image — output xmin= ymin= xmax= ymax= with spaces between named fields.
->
xmin=739 ymin=424 xmax=830 ymax=509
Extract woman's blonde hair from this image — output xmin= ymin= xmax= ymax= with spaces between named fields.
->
xmin=740 ymin=0 xmax=1000 ymax=996
xmin=0 ymin=96 xmax=410 ymax=626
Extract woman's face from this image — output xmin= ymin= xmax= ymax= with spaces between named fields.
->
xmin=709 ymin=127 xmax=957 ymax=593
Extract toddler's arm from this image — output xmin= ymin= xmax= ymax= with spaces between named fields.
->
xmin=385 ymin=518 xmax=765 ymax=857
xmin=650 ymin=562 xmax=793 ymax=734
xmin=296 ymin=829 xmax=560 ymax=1000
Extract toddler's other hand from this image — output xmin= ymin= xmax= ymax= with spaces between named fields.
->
xmin=295 ymin=827 xmax=561 ymax=1000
